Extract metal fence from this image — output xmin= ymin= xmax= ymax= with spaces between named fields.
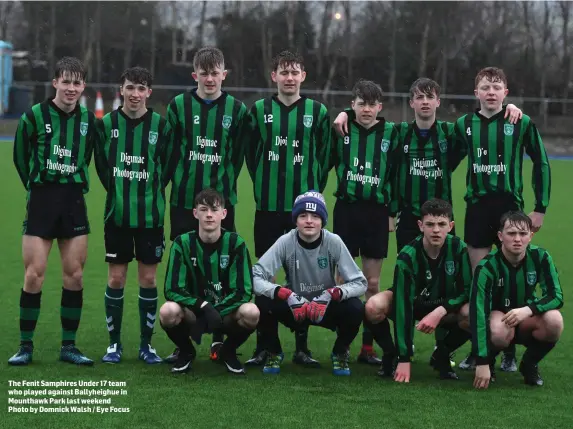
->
xmin=11 ymin=81 xmax=573 ymax=137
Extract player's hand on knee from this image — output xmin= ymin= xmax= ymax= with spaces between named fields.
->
xmin=473 ymin=364 xmax=491 ymax=389
xmin=333 ymin=111 xmax=349 ymax=136
xmin=416 ymin=307 xmax=446 ymax=334
xmin=308 ymin=287 xmax=342 ymax=323
xmin=200 ymin=301 xmax=223 ymax=331
xmin=394 ymin=362 xmax=411 ymax=383
xmin=501 ymin=307 xmax=532 ymax=328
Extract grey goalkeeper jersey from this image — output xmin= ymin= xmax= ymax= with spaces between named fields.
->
xmin=253 ymin=229 xmax=367 ymax=301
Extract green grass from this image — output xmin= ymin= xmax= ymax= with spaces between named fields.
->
xmin=0 ymin=148 xmax=571 ymax=429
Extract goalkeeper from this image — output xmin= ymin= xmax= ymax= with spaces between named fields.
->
xmin=252 ymin=191 xmax=367 ymax=376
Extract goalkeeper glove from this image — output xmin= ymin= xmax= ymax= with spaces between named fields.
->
xmin=276 ymin=287 xmax=309 ymax=322
xmin=307 ymin=287 xmax=342 ymax=323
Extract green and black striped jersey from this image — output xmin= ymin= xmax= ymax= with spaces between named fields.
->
xmin=470 ymin=245 xmax=563 ymax=364
xmin=454 ymin=109 xmax=551 ymax=212
xmin=393 ymin=235 xmax=471 ymax=362
xmin=13 ymin=99 xmax=96 ymax=193
xmin=164 ymin=230 xmax=253 ymax=317
xmin=395 ymin=121 xmax=466 ymax=216
xmin=332 ymin=118 xmax=400 ymax=205
xmin=94 ymin=108 xmax=172 ymax=228
xmin=167 ymin=89 xmax=247 ymax=209
xmin=245 ymin=95 xmax=331 ymax=212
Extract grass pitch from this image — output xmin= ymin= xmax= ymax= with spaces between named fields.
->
xmin=0 ymin=145 xmax=571 ymax=429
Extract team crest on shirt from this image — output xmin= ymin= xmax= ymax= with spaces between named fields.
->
xmin=438 ymin=139 xmax=448 ymax=153
xmin=303 ymin=115 xmax=313 ymax=128
xmin=317 ymin=256 xmax=328 ymax=269
xmin=80 ymin=122 xmax=88 ymax=136
xmin=381 ymin=139 xmax=390 ymax=152
xmin=155 ymin=245 xmax=163 ymax=258
xmin=149 ymin=131 xmax=158 ymax=145
xmin=445 ymin=261 xmax=455 ymax=275
xmin=220 ymin=255 xmax=229 ymax=269
xmin=222 ymin=115 xmax=232 ymax=129
xmin=527 ymin=271 xmax=537 ymax=286
xmin=504 ymin=124 xmax=514 ymax=136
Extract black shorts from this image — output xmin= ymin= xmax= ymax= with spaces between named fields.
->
xmin=396 ymin=208 xmax=456 ymax=253
xmin=464 ymin=193 xmax=519 ymax=248
xmin=104 ymin=223 xmax=165 ymax=264
xmin=23 ymin=183 xmax=90 ymax=239
xmin=333 ymin=199 xmax=389 ymax=259
xmin=170 ymin=203 xmax=235 ymax=241
xmin=254 ymin=210 xmax=295 ymax=257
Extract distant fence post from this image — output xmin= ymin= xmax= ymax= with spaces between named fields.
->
xmin=43 ymin=82 xmax=51 ymax=100
xmin=542 ymin=99 xmax=548 ymax=130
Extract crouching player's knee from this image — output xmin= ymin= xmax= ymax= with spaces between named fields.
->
xmin=365 ymin=291 xmax=392 ymax=323
xmin=159 ymin=302 xmax=184 ymax=328
xmin=541 ymin=310 xmax=564 ymax=342
xmin=236 ymin=302 xmax=260 ymax=330
xmin=490 ymin=318 xmax=514 ymax=350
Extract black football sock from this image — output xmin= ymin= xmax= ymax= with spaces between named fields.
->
xmin=223 ymin=324 xmax=254 ymax=353
xmin=162 ymin=321 xmax=194 ymax=355
xmin=364 ymin=318 xmax=395 ymax=357
xmin=295 ymin=327 xmax=309 ymax=352
xmin=521 ymin=338 xmax=556 ymax=366
xmin=443 ymin=325 xmax=471 ymax=353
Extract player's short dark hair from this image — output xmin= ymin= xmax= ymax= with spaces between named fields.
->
xmin=120 ymin=66 xmax=153 ymax=87
xmin=193 ymin=47 xmax=225 ymax=72
xmin=409 ymin=77 xmax=441 ymax=99
xmin=499 ymin=211 xmax=532 ymax=232
xmin=194 ymin=188 xmax=225 ymax=210
xmin=420 ymin=198 xmax=453 ymax=221
xmin=352 ymin=79 xmax=383 ymax=104
xmin=475 ymin=67 xmax=507 ymax=88
xmin=54 ymin=57 xmax=87 ymax=81
xmin=271 ymin=50 xmax=304 ymax=72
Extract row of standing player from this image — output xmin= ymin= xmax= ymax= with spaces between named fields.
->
xmin=8 ymin=48 xmax=560 ymax=389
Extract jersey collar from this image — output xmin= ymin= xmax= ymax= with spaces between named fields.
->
xmin=190 ymin=88 xmax=228 ymax=106
xmin=351 ymin=117 xmax=387 ymax=134
xmin=498 ymin=246 xmax=528 ymax=270
xmin=474 ymin=106 xmax=507 ymax=123
xmin=47 ymin=98 xmax=81 ymax=118
xmin=297 ymin=229 xmax=323 ymax=249
xmin=117 ymin=107 xmax=153 ymax=127
xmin=272 ymin=94 xmax=307 ymax=112
xmin=412 ymin=120 xmax=438 ymax=141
